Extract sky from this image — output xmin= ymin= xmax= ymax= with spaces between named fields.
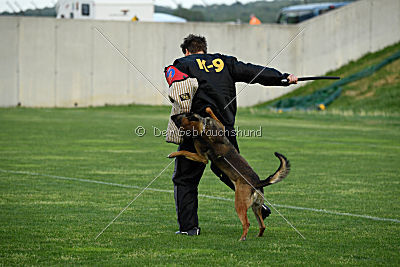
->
xmin=0 ymin=0 xmax=271 ymax=13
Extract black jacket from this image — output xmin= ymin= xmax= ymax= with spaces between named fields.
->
xmin=173 ymin=53 xmax=288 ymax=127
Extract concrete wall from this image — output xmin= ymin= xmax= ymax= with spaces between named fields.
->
xmin=0 ymin=18 xmax=19 ymax=107
xmin=298 ymin=0 xmax=400 ymax=76
xmin=0 ymin=0 xmax=399 ymax=108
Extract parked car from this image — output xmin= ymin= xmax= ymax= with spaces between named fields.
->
xmin=276 ymin=2 xmax=351 ymax=24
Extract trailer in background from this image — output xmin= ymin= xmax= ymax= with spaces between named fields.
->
xmin=56 ymin=0 xmax=154 ymax=21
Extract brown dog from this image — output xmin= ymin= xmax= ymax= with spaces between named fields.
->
xmin=168 ymin=108 xmax=290 ymax=241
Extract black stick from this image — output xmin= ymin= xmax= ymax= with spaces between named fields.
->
xmin=298 ymin=76 xmax=340 ymax=81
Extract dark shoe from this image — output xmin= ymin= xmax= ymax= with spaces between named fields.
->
xmin=175 ymin=227 xmax=201 ymax=236
xmin=261 ymin=204 xmax=271 ymax=219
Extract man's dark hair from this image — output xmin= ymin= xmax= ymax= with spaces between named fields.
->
xmin=180 ymin=34 xmax=207 ymax=54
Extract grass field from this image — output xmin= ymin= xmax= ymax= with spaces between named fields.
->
xmin=0 ymin=105 xmax=399 ymax=265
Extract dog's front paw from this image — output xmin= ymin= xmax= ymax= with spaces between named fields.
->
xmin=167 ymin=152 xmax=177 ymax=158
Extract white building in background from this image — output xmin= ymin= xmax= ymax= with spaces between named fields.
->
xmin=56 ymin=0 xmax=186 ymax=22
xmin=56 ymin=0 xmax=154 ymax=21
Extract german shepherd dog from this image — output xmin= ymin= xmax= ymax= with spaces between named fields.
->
xmin=168 ymin=108 xmax=290 ymax=241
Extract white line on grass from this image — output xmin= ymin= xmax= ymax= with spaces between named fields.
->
xmin=1 ymin=169 xmax=399 ymax=224
xmin=275 ymin=204 xmax=400 ymax=223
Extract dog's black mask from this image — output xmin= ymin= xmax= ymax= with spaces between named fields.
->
xmin=171 ymin=112 xmax=200 ymax=128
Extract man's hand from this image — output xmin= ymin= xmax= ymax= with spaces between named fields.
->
xmin=287 ymin=74 xmax=298 ymax=84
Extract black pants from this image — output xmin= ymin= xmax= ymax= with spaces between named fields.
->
xmin=172 ymin=126 xmax=238 ymax=231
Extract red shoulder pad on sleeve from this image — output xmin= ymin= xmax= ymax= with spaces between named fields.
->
xmin=164 ymin=65 xmax=189 ymax=86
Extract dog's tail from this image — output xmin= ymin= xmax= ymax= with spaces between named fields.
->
xmin=256 ymin=152 xmax=290 ymax=188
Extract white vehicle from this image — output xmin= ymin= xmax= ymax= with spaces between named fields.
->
xmin=56 ymin=0 xmax=154 ymax=21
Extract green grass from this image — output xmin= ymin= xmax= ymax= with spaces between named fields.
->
xmin=259 ymin=42 xmax=400 ymax=114
xmin=0 ymin=105 xmax=399 ymax=265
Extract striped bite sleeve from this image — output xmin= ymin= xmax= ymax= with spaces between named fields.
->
xmin=166 ymin=78 xmax=199 ymax=144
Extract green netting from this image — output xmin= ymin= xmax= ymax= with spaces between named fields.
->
xmin=265 ymin=50 xmax=400 ymax=111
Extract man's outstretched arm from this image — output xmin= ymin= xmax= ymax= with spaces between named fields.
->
xmin=226 ymin=56 xmax=297 ymax=86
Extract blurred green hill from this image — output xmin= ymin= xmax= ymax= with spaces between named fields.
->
xmin=156 ymin=0 xmax=355 ymax=23
xmin=258 ymin=42 xmax=400 ymax=114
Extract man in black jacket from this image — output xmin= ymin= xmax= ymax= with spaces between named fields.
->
xmin=166 ymin=34 xmax=297 ymax=235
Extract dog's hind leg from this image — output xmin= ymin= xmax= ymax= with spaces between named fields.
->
xmin=235 ymin=187 xmax=251 ymax=241
xmin=252 ymin=204 xmax=266 ymax=237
